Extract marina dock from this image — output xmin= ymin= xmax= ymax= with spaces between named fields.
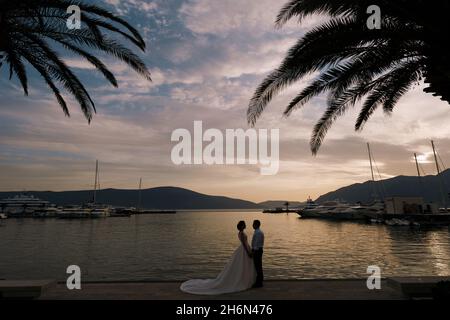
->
xmin=38 ymin=279 xmax=406 ymax=300
xmin=1 ymin=277 xmax=444 ymax=300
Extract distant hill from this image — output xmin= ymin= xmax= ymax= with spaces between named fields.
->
xmin=0 ymin=187 xmax=260 ymax=210
xmin=5 ymin=169 xmax=449 ymax=209
xmin=257 ymin=201 xmax=305 ymax=208
xmin=316 ymin=169 xmax=450 ymax=205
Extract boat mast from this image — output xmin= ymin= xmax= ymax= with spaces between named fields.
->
xmin=138 ymin=178 xmax=142 ymax=211
xmin=414 ymin=153 xmax=421 ymax=177
xmin=93 ymin=160 xmax=98 ymax=204
xmin=431 ymin=140 xmax=447 ymax=209
xmin=414 ymin=153 xmax=426 ymax=199
xmin=367 ymin=143 xmax=375 ymax=182
xmin=367 ymin=143 xmax=380 ymax=201
xmin=431 ymin=140 xmax=441 ymax=175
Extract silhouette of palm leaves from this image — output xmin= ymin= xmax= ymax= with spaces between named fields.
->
xmin=248 ymin=0 xmax=450 ymax=154
xmin=0 ymin=0 xmax=151 ymax=122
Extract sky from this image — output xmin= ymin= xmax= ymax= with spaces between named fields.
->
xmin=1 ymin=0 xmax=450 ymax=203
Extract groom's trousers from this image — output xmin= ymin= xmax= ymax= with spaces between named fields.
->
xmin=253 ymin=248 xmax=264 ymax=286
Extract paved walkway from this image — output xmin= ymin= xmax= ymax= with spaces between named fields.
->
xmin=39 ymin=279 xmax=405 ymax=300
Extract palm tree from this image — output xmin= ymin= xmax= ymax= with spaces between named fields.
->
xmin=0 ymin=0 xmax=151 ymax=122
xmin=248 ymin=0 xmax=450 ymax=154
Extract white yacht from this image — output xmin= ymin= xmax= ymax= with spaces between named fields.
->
xmin=327 ymin=201 xmax=385 ymax=220
xmin=57 ymin=204 xmax=110 ymax=219
xmin=32 ymin=206 xmax=61 ymax=218
xmin=57 ymin=206 xmax=91 ymax=219
xmin=0 ymin=194 xmax=51 ymax=217
xmin=88 ymin=206 xmax=111 ymax=218
xmin=299 ymin=200 xmax=385 ymax=221
xmin=299 ymin=200 xmax=349 ymax=218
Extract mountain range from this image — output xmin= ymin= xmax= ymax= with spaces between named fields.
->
xmin=0 ymin=187 xmax=258 ymax=209
xmin=1 ymin=169 xmax=449 ymax=208
xmin=317 ymin=169 xmax=450 ymax=205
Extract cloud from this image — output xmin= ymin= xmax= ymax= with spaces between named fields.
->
xmin=104 ymin=0 xmax=158 ymax=15
xmin=178 ymin=0 xmax=321 ymax=37
xmin=1 ymin=0 xmax=450 ymax=202
xmin=64 ymin=58 xmax=96 ymax=70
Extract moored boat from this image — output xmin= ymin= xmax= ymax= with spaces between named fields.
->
xmin=110 ymin=207 xmax=134 ymax=217
xmin=57 ymin=207 xmax=91 ymax=219
xmin=32 ymin=206 xmax=61 ymax=218
xmin=298 ymin=200 xmax=351 ymax=219
xmin=89 ymin=206 xmax=110 ymax=218
xmin=263 ymin=207 xmax=297 ymax=214
xmin=0 ymin=194 xmax=52 ymax=217
xmin=134 ymin=209 xmax=176 ymax=214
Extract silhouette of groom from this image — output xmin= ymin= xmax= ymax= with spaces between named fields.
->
xmin=251 ymin=220 xmax=264 ymax=288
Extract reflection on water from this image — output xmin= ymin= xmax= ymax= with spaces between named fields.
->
xmin=0 ymin=211 xmax=449 ymax=281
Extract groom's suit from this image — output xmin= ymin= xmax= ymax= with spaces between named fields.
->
xmin=251 ymin=228 xmax=264 ymax=287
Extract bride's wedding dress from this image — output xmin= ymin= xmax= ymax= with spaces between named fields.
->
xmin=180 ymin=231 xmax=256 ymax=295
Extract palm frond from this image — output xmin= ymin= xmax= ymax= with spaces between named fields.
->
xmin=309 ymin=59 xmax=423 ymax=154
xmin=275 ymin=0 xmax=364 ymax=27
xmin=49 ymin=37 xmax=118 ymax=87
xmin=248 ymin=16 xmax=419 ymax=125
xmin=16 ymin=46 xmax=70 ymax=116
xmin=356 ymin=61 xmax=423 ymax=130
xmin=21 ymin=32 xmax=96 ymax=120
xmin=249 ymin=0 xmax=446 ymax=154
xmin=0 ymin=0 xmax=151 ymax=121
xmin=4 ymin=50 xmax=28 ymax=95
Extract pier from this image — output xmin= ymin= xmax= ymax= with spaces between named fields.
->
xmin=38 ymin=279 xmax=405 ymax=300
xmin=1 ymin=277 xmax=446 ymax=300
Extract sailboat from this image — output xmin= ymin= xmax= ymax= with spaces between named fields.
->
xmin=132 ymin=178 xmax=176 ymax=214
xmin=109 ymin=177 xmax=142 ymax=217
xmin=381 ymin=141 xmax=450 ymax=226
xmin=57 ymin=160 xmax=110 ymax=219
xmin=87 ymin=160 xmax=110 ymax=217
xmin=298 ymin=143 xmax=385 ymax=221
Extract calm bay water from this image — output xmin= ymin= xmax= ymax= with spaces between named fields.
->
xmin=1 ymin=211 xmax=449 ymax=281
